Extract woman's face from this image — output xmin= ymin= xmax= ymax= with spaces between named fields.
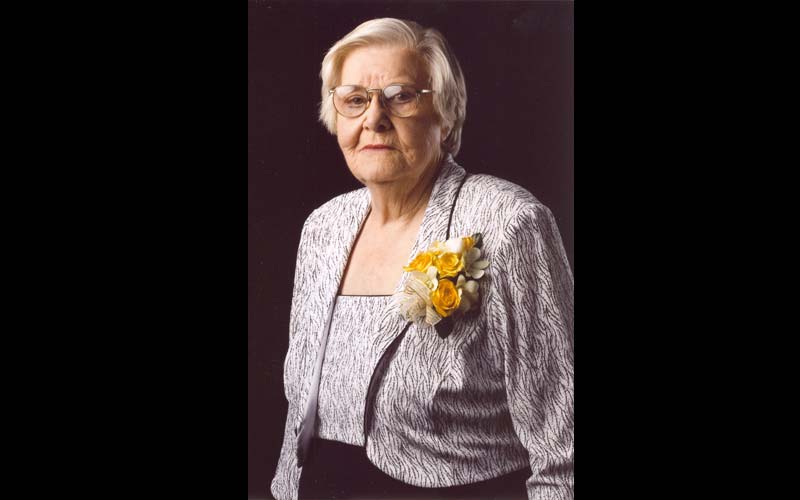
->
xmin=336 ymin=45 xmax=446 ymax=188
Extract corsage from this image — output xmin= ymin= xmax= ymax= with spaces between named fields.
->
xmin=393 ymin=233 xmax=489 ymax=338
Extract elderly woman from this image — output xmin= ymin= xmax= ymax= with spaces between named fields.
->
xmin=270 ymin=18 xmax=573 ymax=500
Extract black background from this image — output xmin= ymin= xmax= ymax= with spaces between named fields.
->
xmin=249 ymin=1 xmax=573 ymax=497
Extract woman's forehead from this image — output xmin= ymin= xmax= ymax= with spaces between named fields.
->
xmin=339 ymin=45 xmax=427 ymax=86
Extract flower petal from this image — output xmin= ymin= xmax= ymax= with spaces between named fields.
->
xmin=459 ymin=294 xmax=472 ymax=313
xmin=444 ymin=237 xmax=464 ymax=254
xmin=426 ymin=266 xmax=438 ymax=280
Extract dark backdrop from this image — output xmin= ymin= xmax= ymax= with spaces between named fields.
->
xmin=248 ymin=1 xmax=573 ymax=497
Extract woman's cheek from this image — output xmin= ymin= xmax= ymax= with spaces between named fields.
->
xmin=336 ymin=120 xmax=360 ymax=151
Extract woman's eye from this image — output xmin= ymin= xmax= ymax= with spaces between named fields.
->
xmin=345 ymin=96 xmax=366 ymax=106
xmin=391 ymin=93 xmax=414 ymax=103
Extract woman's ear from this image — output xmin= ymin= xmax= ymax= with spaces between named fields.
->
xmin=441 ymin=125 xmax=451 ymax=143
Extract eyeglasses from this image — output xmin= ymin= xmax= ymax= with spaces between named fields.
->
xmin=329 ymin=84 xmax=435 ymax=118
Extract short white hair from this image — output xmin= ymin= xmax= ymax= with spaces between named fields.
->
xmin=318 ymin=18 xmax=467 ymax=156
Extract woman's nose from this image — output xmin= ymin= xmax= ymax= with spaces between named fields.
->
xmin=362 ymin=93 xmax=391 ymax=132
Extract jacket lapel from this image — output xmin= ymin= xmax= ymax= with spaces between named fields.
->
xmin=321 ymin=190 xmax=372 ymax=311
xmin=299 ymin=189 xmax=371 ymax=400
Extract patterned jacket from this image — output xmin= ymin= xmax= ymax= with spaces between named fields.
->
xmin=270 ymin=157 xmax=574 ymax=500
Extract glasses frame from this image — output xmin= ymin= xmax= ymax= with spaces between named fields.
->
xmin=328 ymin=84 xmax=435 ymax=118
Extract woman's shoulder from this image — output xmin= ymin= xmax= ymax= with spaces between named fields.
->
xmin=457 ymin=172 xmax=568 ymax=276
xmin=464 ymin=172 xmax=539 ymax=201
xmin=460 ymin=172 xmax=552 ymax=226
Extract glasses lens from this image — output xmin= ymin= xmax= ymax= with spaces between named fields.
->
xmin=333 ymin=86 xmax=368 ymax=117
xmin=383 ymin=85 xmax=418 ymax=117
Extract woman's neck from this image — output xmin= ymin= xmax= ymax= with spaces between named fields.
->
xmin=365 ymin=162 xmax=440 ymax=228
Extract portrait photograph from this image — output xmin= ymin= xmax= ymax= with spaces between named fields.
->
xmin=248 ymin=1 xmax=574 ymax=498
xmin=36 ymin=1 xmax=749 ymax=498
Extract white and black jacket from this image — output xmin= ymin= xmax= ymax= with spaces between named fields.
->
xmin=270 ymin=156 xmax=574 ymax=500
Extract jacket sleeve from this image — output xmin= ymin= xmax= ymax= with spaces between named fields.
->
xmin=270 ymin=211 xmax=318 ymax=500
xmin=489 ymin=203 xmax=574 ymax=500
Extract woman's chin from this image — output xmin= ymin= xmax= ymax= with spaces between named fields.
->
xmin=351 ymin=160 xmax=409 ymax=185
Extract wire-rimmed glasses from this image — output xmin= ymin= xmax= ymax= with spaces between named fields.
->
xmin=329 ymin=84 xmax=435 ymax=118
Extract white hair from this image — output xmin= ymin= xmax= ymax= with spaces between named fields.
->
xmin=318 ymin=18 xmax=467 ymax=156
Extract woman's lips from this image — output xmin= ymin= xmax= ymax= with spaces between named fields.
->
xmin=362 ymin=145 xmax=393 ymax=151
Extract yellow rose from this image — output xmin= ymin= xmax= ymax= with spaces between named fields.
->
xmin=431 ymin=279 xmax=461 ymax=318
xmin=403 ymin=251 xmax=436 ymax=273
xmin=435 ymin=252 xmax=464 ymax=278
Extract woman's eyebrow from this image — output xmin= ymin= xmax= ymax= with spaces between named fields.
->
xmin=342 ymin=80 xmax=417 ymax=85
